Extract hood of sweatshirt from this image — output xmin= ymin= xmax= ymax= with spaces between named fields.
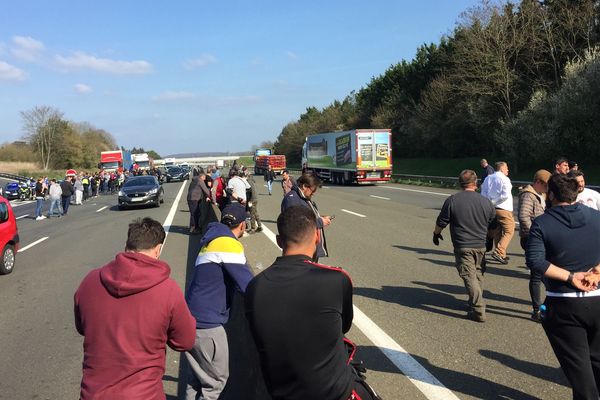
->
xmin=546 ymin=203 xmax=590 ymax=229
xmin=100 ymin=251 xmax=170 ymax=298
xmin=200 ymin=222 xmax=237 ymax=248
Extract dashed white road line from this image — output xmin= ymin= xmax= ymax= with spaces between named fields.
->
xmin=18 ymin=237 xmax=49 ymax=253
xmin=16 ymin=214 xmax=29 ymax=220
xmin=381 ymin=186 xmax=450 ymax=196
xmin=259 ymin=223 xmax=457 ymax=400
xmin=369 ymin=195 xmax=390 ymax=200
xmin=96 ymin=206 xmax=108 ymax=213
xmin=341 ymin=209 xmax=366 ymax=218
xmin=9 ymin=200 xmax=35 ymax=208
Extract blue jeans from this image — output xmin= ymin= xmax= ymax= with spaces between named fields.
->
xmin=35 ymin=198 xmax=44 ymax=218
xmin=49 ymin=198 xmax=62 ymax=216
xmin=267 ymin=180 xmax=273 ymax=193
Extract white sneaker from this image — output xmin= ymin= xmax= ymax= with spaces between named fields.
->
xmin=242 ymin=231 xmax=249 ymax=237
xmin=36 ymin=216 xmax=45 ymax=220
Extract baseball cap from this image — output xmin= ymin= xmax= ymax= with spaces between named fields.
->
xmin=533 ymin=169 xmax=551 ymax=183
xmin=221 ymin=204 xmax=248 ymax=227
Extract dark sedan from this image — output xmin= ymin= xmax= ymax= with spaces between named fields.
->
xmin=118 ymin=176 xmax=164 ymax=210
xmin=2 ymin=183 xmax=20 ymax=200
xmin=165 ymin=166 xmax=189 ymax=182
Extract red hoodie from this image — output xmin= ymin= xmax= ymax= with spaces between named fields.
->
xmin=74 ymin=251 xmax=196 ymax=400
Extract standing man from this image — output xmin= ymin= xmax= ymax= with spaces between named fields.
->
xmin=185 ymin=204 xmax=254 ymax=400
xmin=553 ymin=157 xmax=570 ymax=174
xmin=480 ymin=159 xmax=495 ymax=183
xmin=571 ymin=170 xmax=600 ymax=211
xmin=264 ymin=164 xmax=276 ymax=195
xmin=480 ymin=161 xmax=514 ymax=264
xmin=517 ymin=169 xmax=551 ymax=321
xmin=526 ymin=173 xmax=600 ymax=399
xmin=245 ymin=206 xmax=379 ymax=400
xmin=227 ymin=169 xmax=251 ymax=205
xmin=34 ymin=176 xmax=47 ymax=221
xmin=244 ymin=168 xmax=263 ymax=233
xmin=281 ymin=173 xmax=332 ymax=261
xmin=47 ymin=178 xmax=63 ymax=218
xmin=281 ymin=169 xmax=296 ymax=196
xmin=60 ymin=175 xmax=74 ymax=216
xmin=433 ymin=170 xmax=496 ymax=322
xmin=74 ymin=217 xmax=196 ymax=400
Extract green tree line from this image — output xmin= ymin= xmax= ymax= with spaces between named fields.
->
xmin=273 ymin=0 xmax=600 ymax=170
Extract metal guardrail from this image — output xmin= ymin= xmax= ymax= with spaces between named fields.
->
xmin=0 ymin=172 xmax=28 ymax=182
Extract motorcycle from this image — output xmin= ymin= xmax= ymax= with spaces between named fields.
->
xmin=18 ymin=181 xmax=33 ymax=201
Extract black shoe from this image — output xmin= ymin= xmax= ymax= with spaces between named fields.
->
xmin=531 ymin=311 xmax=542 ymax=323
xmin=491 ymin=252 xmax=509 ymax=265
xmin=255 ymin=226 xmax=263 ymax=232
xmin=467 ymin=311 xmax=486 ymax=323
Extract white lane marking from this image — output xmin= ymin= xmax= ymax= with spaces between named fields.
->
xmin=381 ymin=186 xmax=450 ymax=196
xmin=18 ymin=237 xmax=49 ymax=253
xmin=162 ymin=181 xmax=187 ymax=249
xmin=16 ymin=214 xmax=29 ymax=220
xmin=370 ymin=195 xmax=390 ymax=200
xmin=9 ymin=200 xmax=35 ymax=208
xmin=352 ymin=307 xmax=460 ymax=400
xmin=260 ymin=221 xmax=456 ymax=400
xmin=341 ymin=209 xmax=366 ymax=218
xmin=96 ymin=206 xmax=108 ymax=213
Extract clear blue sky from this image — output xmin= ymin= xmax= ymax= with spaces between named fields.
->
xmin=0 ymin=0 xmax=479 ymax=156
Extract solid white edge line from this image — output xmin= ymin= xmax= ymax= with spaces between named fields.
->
xmin=16 ymin=214 xmax=29 ymax=220
xmin=18 ymin=236 xmax=49 ymax=253
xmin=352 ymin=307 xmax=461 ymax=400
xmin=96 ymin=206 xmax=108 ymax=213
xmin=369 ymin=195 xmax=390 ymax=200
xmin=382 ymin=186 xmax=450 ymax=196
xmin=260 ymin=220 xmax=456 ymax=400
xmin=161 ymin=181 xmax=187 ymax=249
xmin=341 ymin=208 xmax=366 ymax=218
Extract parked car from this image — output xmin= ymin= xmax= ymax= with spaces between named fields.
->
xmin=3 ymin=182 xmax=20 ymax=200
xmin=118 ymin=175 xmax=164 ymax=210
xmin=165 ymin=166 xmax=189 ymax=182
xmin=0 ymin=196 xmax=19 ymax=274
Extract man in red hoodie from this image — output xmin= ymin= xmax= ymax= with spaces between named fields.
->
xmin=74 ymin=217 xmax=196 ymax=400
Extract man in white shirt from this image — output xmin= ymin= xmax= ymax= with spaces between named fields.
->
xmin=227 ymin=169 xmax=251 ymax=205
xmin=572 ymin=170 xmax=600 ymax=211
xmin=480 ymin=161 xmax=514 ymax=264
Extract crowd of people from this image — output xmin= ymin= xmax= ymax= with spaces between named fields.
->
xmin=434 ymin=156 xmax=600 ymax=398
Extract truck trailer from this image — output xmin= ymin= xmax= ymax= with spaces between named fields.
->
xmin=301 ymin=129 xmax=392 ymax=184
xmin=253 ymin=148 xmax=287 ymax=175
xmin=99 ymin=150 xmax=133 ymax=173
xmin=132 ymin=153 xmax=153 ymax=171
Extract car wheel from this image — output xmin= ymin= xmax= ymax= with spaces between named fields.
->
xmin=160 ymin=194 xmax=164 ymax=204
xmin=0 ymin=244 xmax=16 ymax=275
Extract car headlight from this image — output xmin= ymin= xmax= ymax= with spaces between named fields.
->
xmin=118 ymin=190 xmax=124 ymax=196
xmin=148 ymin=188 xmax=158 ymax=194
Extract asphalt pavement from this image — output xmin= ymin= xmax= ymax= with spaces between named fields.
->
xmin=0 ymin=177 xmax=570 ymax=399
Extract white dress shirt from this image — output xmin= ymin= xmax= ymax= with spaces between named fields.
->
xmin=480 ymin=171 xmax=513 ymax=211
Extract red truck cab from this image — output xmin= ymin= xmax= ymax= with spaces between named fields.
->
xmin=0 ymin=196 xmax=19 ymax=274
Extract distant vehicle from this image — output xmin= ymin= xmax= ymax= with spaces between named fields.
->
xmin=164 ymin=158 xmax=176 ymax=167
xmin=302 ymin=129 xmax=393 ymax=184
xmin=3 ymin=182 xmax=20 ymax=200
xmin=132 ymin=153 xmax=154 ymax=171
xmin=99 ymin=150 xmax=133 ymax=173
xmin=253 ymin=148 xmax=286 ymax=176
xmin=0 ymin=195 xmax=19 ymax=274
xmin=165 ymin=166 xmax=189 ymax=183
xmin=118 ymin=176 xmax=164 ymax=210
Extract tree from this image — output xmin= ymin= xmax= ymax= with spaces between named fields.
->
xmin=21 ymin=106 xmax=66 ymax=170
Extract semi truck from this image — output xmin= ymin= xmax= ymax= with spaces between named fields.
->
xmin=301 ymin=129 xmax=392 ymax=184
xmin=253 ymin=148 xmax=287 ymax=175
xmin=132 ymin=153 xmax=153 ymax=171
xmin=99 ymin=150 xmax=133 ymax=173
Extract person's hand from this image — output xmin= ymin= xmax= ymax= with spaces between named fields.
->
xmin=572 ymin=272 xmax=597 ymax=292
xmin=433 ymin=233 xmax=443 ymax=246
xmin=322 ymin=216 xmax=332 ymax=226
xmin=582 ymin=269 xmax=600 ymax=289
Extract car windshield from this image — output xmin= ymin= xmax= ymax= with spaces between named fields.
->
xmin=124 ymin=177 xmax=156 ymax=187
xmin=169 ymin=167 xmax=183 ymax=174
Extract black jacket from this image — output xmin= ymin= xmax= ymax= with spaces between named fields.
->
xmin=60 ymin=179 xmax=74 ymax=197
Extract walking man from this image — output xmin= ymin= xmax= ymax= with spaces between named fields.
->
xmin=47 ymin=178 xmax=63 ymax=217
xmin=480 ymin=159 xmax=494 ymax=183
xmin=433 ymin=170 xmax=496 ymax=322
xmin=244 ymin=168 xmax=263 ymax=232
xmin=281 ymin=169 xmax=296 ymax=196
xmin=526 ymin=173 xmax=600 ymax=399
xmin=480 ymin=161 xmax=514 ymax=264
xmin=60 ymin=176 xmax=74 ymax=216
xmin=185 ymin=204 xmax=254 ymax=400
xmin=74 ymin=217 xmax=196 ymax=399
xmin=517 ymin=169 xmax=551 ymax=321
xmin=264 ymin=164 xmax=276 ymax=195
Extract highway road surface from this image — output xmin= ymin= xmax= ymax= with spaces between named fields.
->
xmin=0 ymin=176 xmax=570 ymax=399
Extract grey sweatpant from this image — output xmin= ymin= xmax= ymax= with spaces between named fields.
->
xmin=185 ymin=326 xmax=229 ymax=400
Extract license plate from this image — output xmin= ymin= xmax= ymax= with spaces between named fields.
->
xmin=130 ymin=197 xmax=144 ymax=202
xmin=367 ymin=172 xmax=380 ymax=178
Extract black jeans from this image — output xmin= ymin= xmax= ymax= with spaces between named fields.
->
xmin=543 ymin=296 xmax=600 ymax=399
xmin=187 ymin=199 xmax=199 ymax=229
xmin=61 ymin=196 xmax=71 ymax=215
xmin=521 ymin=236 xmax=544 ymax=312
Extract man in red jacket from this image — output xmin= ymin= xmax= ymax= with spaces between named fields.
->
xmin=74 ymin=217 xmax=196 ymax=400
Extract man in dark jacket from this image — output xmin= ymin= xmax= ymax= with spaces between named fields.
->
xmin=74 ymin=218 xmax=196 ymax=400
xmin=264 ymin=165 xmax=276 ymax=195
xmin=281 ymin=173 xmax=332 ymax=261
xmin=185 ymin=204 xmax=254 ymax=400
xmin=60 ymin=176 xmax=75 ymax=216
xmin=526 ymin=173 xmax=600 ymax=399
xmin=433 ymin=170 xmax=496 ymax=322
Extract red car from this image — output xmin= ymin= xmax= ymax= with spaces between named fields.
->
xmin=0 ymin=196 xmax=19 ymax=274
